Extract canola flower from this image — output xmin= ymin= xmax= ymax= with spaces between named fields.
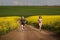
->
xmin=0 ymin=16 xmax=20 ymax=34
xmin=26 ymin=15 xmax=60 ymax=27
xmin=0 ymin=15 xmax=60 ymax=35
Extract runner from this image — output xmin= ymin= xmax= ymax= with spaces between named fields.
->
xmin=38 ymin=16 xmax=42 ymax=32
xmin=20 ymin=16 xmax=26 ymax=32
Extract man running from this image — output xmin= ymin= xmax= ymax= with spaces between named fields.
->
xmin=20 ymin=16 xmax=26 ymax=32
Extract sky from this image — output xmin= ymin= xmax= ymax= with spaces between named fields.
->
xmin=0 ymin=0 xmax=60 ymax=6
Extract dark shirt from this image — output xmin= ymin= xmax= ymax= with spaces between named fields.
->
xmin=20 ymin=18 xmax=25 ymax=24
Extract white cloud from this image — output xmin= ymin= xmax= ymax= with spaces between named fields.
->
xmin=46 ymin=0 xmax=60 ymax=5
xmin=0 ymin=0 xmax=60 ymax=6
xmin=13 ymin=1 xmax=19 ymax=5
xmin=12 ymin=1 xmax=24 ymax=5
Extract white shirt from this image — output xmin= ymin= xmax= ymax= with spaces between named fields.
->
xmin=38 ymin=19 xmax=42 ymax=23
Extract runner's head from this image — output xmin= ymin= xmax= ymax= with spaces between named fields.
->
xmin=39 ymin=16 xmax=42 ymax=19
xmin=21 ymin=16 xmax=25 ymax=19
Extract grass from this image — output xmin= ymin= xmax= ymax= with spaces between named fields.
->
xmin=0 ymin=6 xmax=60 ymax=17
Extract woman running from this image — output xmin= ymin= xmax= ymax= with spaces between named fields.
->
xmin=38 ymin=16 xmax=42 ymax=31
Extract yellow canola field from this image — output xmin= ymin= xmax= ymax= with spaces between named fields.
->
xmin=26 ymin=15 xmax=60 ymax=26
xmin=0 ymin=16 xmax=20 ymax=32
xmin=0 ymin=15 xmax=60 ymax=33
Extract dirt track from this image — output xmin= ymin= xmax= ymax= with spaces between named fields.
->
xmin=0 ymin=25 xmax=60 ymax=40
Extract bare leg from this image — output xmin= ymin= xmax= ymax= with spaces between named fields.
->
xmin=21 ymin=25 xmax=25 ymax=32
xmin=39 ymin=25 xmax=41 ymax=31
xmin=39 ymin=23 xmax=42 ymax=32
xmin=21 ymin=25 xmax=24 ymax=30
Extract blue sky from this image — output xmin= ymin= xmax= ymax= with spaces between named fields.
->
xmin=0 ymin=0 xmax=60 ymax=6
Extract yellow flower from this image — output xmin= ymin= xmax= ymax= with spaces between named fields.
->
xmin=26 ymin=15 xmax=60 ymax=26
xmin=0 ymin=26 xmax=2 ymax=31
xmin=0 ymin=16 xmax=20 ymax=31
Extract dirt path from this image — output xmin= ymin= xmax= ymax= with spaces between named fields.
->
xmin=0 ymin=25 xmax=60 ymax=40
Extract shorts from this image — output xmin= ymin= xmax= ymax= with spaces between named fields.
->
xmin=21 ymin=22 xmax=25 ymax=26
